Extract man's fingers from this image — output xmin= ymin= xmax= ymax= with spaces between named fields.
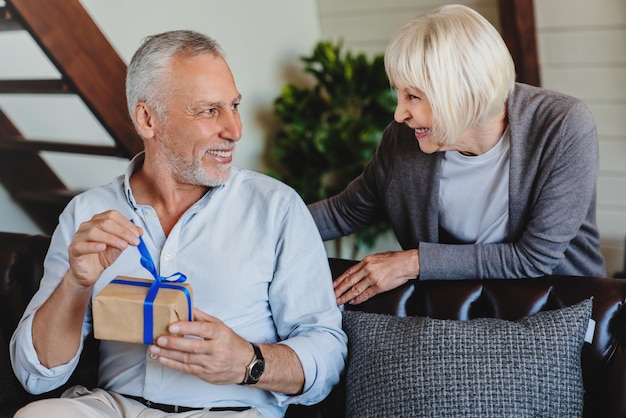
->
xmin=192 ymin=308 xmax=216 ymax=322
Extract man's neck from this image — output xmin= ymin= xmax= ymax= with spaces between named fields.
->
xmin=129 ymin=166 xmax=208 ymax=236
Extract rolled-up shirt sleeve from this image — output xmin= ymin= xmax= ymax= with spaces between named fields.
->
xmin=10 ymin=206 xmax=93 ymax=395
xmin=267 ymin=190 xmax=347 ymax=406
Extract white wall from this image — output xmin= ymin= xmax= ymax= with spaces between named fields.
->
xmin=534 ymin=0 xmax=626 ymax=278
xmin=0 ymin=0 xmax=321 ymax=233
xmin=317 ymin=0 xmax=500 ymax=56
xmin=317 ymin=0 xmax=626 ymax=276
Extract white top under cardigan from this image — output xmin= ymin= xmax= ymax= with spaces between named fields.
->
xmin=439 ymin=127 xmax=511 ymax=244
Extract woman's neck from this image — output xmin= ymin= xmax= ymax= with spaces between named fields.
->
xmin=452 ymin=108 xmax=508 ymax=156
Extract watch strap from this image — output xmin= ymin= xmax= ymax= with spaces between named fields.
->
xmin=241 ymin=342 xmax=264 ymax=385
xmin=251 ymin=342 xmax=263 ymax=361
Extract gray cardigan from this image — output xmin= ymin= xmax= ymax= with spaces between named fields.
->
xmin=309 ymin=83 xmax=607 ymax=279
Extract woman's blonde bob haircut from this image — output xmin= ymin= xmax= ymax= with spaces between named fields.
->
xmin=384 ymin=4 xmax=516 ymax=145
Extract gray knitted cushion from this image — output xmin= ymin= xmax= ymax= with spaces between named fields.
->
xmin=342 ymin=299 xmax=592 ymax=418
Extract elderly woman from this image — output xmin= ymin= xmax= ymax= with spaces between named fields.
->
xmin=309 ymin=4 xmax=606 ymax=305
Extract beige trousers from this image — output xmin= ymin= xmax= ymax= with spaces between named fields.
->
xmin=14 ymin=385 xmax=261 ymax=418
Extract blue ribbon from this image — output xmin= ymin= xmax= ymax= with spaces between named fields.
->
xmin=125 ymin=220 xmax=191 ymax=344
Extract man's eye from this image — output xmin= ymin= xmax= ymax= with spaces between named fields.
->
xmin=232 ymin=102 xmax=241 ymax=111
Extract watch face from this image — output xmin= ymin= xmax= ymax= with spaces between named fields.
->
xmin=250 ymin=359 xmax=265 ymax=381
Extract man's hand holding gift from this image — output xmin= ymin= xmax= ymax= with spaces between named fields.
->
xmin=149 ymin=308 xmax=252 ymax=385
xmin=92 ymin=213 xmax=193 ymax=345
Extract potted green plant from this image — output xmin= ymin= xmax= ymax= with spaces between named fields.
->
xmin=267 ymin=40 xmax=396 ymax=258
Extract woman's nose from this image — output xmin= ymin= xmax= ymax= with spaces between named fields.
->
xmin=394 ymin=103 xmax=410 ymax=123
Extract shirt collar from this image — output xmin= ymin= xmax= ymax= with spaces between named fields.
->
xmin=124 ymin=152 xmax=145 ymax=210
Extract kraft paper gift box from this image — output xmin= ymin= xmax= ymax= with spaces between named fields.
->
xmin=93 ymin=276 xmax=193 ymax=344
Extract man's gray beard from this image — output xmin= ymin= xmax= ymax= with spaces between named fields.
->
xmin=152 ymin=131 xmax=232 ymax=187
xmin=173 ymin=159 xmax=231 ymax=187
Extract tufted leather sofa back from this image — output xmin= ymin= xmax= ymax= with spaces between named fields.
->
xmin=0 ymin=232 xmax=49 ymax=342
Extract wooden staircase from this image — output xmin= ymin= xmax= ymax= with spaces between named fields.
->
xmin=0 ymin=0 xmax=143 ymax=234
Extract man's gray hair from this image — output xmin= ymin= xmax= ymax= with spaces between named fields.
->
xmin=126 ymin=30 xmax=223 ymax=129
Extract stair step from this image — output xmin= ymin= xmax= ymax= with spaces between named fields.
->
xmin=0 ymin=79 xmax=75 ymax=94
xmin=0 ymin=135 xmax=125 ymax=157
xmin=6 ymin=0 xmax=142 ymax=157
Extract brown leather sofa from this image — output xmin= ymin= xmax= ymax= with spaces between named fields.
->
xmin=1 ymin=231 xmax=625 ymax=417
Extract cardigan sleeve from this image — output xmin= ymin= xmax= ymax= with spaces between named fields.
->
xmin=308 ymin=123 xmax=396 ymax=241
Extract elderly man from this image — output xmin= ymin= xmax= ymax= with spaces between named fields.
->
xmin=11 ymin=30 xmax=346 ymax=418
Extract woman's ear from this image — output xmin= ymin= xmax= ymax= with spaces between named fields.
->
xmin=133 ymin=102 xmax=156 ymax=140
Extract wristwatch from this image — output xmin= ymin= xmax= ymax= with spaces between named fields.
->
xmin=241 ymin=342 xmax=265 ymax=385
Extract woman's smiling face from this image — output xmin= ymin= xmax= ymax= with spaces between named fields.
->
xmin=393 ymin=85 xmax=444 ymax=154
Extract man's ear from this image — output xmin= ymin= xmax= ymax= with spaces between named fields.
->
xmin=133 ymin=102 xmax=157 ymax=140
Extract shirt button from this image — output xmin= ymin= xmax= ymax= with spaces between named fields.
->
xmin=163 ymin=253 xmax=172 ymax=261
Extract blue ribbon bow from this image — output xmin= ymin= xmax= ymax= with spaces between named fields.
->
xmin=113 ymin=220 xmax=191 ymax=344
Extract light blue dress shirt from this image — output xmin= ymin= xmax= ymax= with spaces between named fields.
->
xmin=10 ymin=154 xmax=347 ymax=418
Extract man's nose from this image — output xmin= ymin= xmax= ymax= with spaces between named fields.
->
xmin=220 ymin=110 xmax=243 ymax=141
